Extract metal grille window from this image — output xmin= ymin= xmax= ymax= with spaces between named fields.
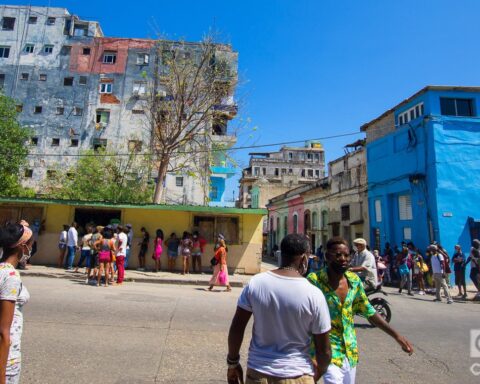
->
xmin=312 ymin=211 xmax=318 ymax=229
xmin=136 ymin=53 xmax=149 ymax=65
xmin=132 ymin=81 xmax=147 ymax=96
xmin=103 ymin=51 xmax=117 ymax=64
xmin=39 ymin=74 xmax=47 ymax=81
xmin=375 ymin=199 xmax=382 ymax=222
xmin=64 ymin=77 xmax=73 ymax=86
xmin=24 ymin=44 xmax=34 ymax=53
xmin=44 ymin=45 xmax=54 ymax=54
xmin=341 ymin=205 xmax=350 ymax=221
xmin=175 ymin=177 xmax=184 ymax=187
xmin=193 ymin=215 xmax=239 ymax=244
xmin=440 ymin=98 xmax=474 ymax=117
xmin=99 ymin=83 xmax=112 ymax=94
xmin=2 ymin=17 xmax=15 ymax=31
xmin=0 ymin=46 xmax=10 ymax=58
xmin=398 ymin=195 xmax=413 ymax=220
xmin=96 ymin=110 xmax=110 ymax=124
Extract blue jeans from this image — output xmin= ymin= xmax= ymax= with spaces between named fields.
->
xmin=125 ymin=248 xmax=131 ymax=269
xmin=76 ymin=249 xmax=90 ymax=268
xmin=65 ymin=246 xmax=76 ymax=269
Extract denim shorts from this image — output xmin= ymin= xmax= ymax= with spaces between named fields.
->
xmin=167 ymin=250 xmax=178 ymax=258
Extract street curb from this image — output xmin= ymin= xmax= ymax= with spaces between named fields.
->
xmin=19 ymin=271 xmax=244 ymax=287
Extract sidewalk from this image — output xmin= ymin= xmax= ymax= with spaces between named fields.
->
xmin=19 ymin=265 xmax=252 ymax=287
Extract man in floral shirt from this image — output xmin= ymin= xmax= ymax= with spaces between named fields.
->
xmin=307 ymin=237 xmax=413 ymax=384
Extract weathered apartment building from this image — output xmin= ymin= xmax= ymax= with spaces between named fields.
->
xmin=237 ymin=141 xmax=325 ymax=208
xmin=265 ymin=140 xmax=368 ymax=254
xmin=0 ymin=5 xmax=238 ymax=205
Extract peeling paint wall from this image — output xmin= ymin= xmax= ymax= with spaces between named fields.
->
xmin=0 ymin=5 xmax=238 ymax=206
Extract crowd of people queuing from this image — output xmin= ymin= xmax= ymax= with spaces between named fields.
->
xmin=56 ymin=222 xmax=232 ymax=290
xmin=307 ymin=238 xmax=480 ymax=302
xmin=0 ymin=218 xmax=234 ymax=384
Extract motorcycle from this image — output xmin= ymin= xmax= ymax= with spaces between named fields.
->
xmin=365 ymin=284 xmax=392 ymax=323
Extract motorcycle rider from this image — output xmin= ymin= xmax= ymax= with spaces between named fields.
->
xmin=349 ymin=238 xmax=378 ymax=291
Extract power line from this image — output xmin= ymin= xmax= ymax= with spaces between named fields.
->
xmin=14 ymin=131 xmax=362 ymax=158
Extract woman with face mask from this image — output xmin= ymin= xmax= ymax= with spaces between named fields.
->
xmin=0 ymin=223 xmax=32 ymax=384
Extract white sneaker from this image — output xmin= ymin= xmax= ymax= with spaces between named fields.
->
xmin=85 ymin=278 xmax=89 ymax=284
xmin=419 ymin=291 xmax=425 ymax=295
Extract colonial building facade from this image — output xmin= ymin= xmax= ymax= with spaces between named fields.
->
xmin=238 ymin=141 xmax=325 ymax=209
xmin=0 ymin=5 xmax=237 ymax=205
xmin=266 ymin=142 xmax=368 ymax=254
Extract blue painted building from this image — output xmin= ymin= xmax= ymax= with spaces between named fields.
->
xmin=208 ymin=137 xmax=237 ymax=207
xmin=362 ymin=86 xmax=480 ymax=275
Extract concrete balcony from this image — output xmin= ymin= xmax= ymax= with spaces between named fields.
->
xmin=213 ymin=95 xmax=237 ymax=118
xmin=210 ymin=166 xmax=236 ymax=176
xmin=211 ymin=133 xmax=237 ymax=148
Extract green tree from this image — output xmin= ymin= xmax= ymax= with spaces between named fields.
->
xmin=44 ymin=149 xmax=154 ymax=204
xmin=0 ymin=93 xmax=31 ymax=196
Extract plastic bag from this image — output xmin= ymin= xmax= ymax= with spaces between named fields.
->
xmin=218 ymin=267 xmax=227 ymax=285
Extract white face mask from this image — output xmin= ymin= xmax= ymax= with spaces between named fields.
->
xmin=19 ymin=244 xmax=32 ymax=264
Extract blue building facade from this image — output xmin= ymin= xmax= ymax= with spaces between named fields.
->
xmin=363 ymin=86 xmax=480 ymax=276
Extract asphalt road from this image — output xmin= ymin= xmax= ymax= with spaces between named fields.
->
xmin=18 ymin=276 xmax=480 ymax=383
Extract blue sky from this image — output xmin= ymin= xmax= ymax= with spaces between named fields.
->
xmin=8 ymin=0 xmax=480 ymax=199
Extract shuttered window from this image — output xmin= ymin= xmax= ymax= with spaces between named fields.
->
xmin=375 ymin=200 xmax=382 ymax=222
xmin=398 ymin=195 xmax=413 ymax=220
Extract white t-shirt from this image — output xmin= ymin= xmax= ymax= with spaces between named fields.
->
xmin=59 ymin=230 xmax=67 ymax=245
xmin=352 ymin=250 xmax=378 ymax=287
xmin=67 ymin=227 xmax=78 ymax=247
xmin=237 ymin=271 xmax=331 ymax=378
xmin=431 ymin=254 xmax=444 ymax=274
xmin=117 ymin=232 xmax=128 ymax=256
xmin=82 ymin=233 xmax=93 ymax=250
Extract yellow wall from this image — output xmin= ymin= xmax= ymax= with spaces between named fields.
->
xmin=5 ymin=202 xmax=264 ymax=274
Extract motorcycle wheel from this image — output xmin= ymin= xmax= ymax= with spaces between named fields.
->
xmin=370 ymin=297 xmax=392 ymax=323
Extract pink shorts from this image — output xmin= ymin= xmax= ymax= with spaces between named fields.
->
xmin=98 ymin=250 xmax=111 ymax=263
